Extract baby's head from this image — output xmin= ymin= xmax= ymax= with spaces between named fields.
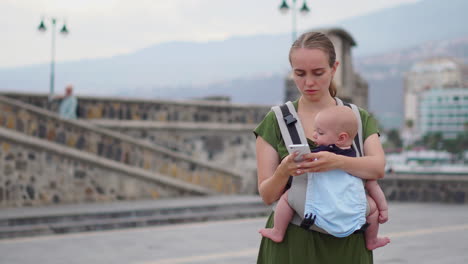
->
xmin=312 ymin=106 xmax=358 ymax=148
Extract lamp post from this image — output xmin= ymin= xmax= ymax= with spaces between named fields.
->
xmin=38 ymin=17 xmax=69 ymax=100
xmin=279 ymin=0 xmax=310 ymax=43
xmin=279 ymin=1 xmax=310 ymax=102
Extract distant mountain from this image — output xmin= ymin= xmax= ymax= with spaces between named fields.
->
xmin=143 ymin=35 xmax=468 ymax=129
xmin=0 ymin=34 xmax=292 ymax=95
xmin=0 ymin=0 xmax=467 ymax=127
xmin=339 ymin=0 xmax=468 ymax=57
xmin=116 ymin=73 xmax=286 ymax=106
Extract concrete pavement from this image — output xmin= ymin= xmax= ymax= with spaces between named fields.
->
xmin=1 ymin=202 xmax=468 ymax=264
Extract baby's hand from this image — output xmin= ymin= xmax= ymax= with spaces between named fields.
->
xmin=378 ymin=209 xmax=388 ymax=224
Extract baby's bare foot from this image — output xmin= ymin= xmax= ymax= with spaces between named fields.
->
xmin=366 ymin=236 xmax=390 ymax=250
xmin=259 ymin=228 xmax=284 ymax=243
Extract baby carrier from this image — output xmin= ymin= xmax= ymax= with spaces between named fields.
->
xmin=271 ymin=98 xmax=368 ymax=237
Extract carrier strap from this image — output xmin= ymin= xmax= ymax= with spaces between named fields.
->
xmin=279 ymin=104 xmax=301 ymax=145
xmin=271 ymin=101 xmax=308 ymax=148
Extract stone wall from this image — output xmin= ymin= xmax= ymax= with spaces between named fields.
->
xmin=91 ymin=120 xmax=258 ymax=189
xmin=3 ymin=93 xmax=468 ymax=205
xmin=0 ymin=128 xmax=212 ymax=208
xmin=0 ymin=96 xmax=244 ymax=196
xmin=380 ymin=173 xmax=468 ymax=204
xmin=1 ymin=92 xmax=270 ymax=123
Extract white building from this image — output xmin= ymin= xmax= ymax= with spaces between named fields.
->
xmin=403 ymin=57 xmax=468 ymax=142
xmin=419 ymin=88 xmax=468 ymax=139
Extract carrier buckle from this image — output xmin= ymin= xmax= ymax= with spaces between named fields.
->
xmin=300 ymin=213 xmax=316 ymax=229
xmin=284 ymin=114 xmax=297 ymax=125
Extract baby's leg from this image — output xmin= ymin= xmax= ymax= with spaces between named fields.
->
xmin=365 ymin=195 xmax=390 ymax=250
xmin=259 ymin=192 xmax=294 ymax=243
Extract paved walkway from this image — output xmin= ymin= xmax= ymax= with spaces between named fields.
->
xmin=1 ymin=202 xmax=468 ymax=264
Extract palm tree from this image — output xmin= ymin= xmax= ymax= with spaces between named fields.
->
xmin=405 ymin=119 xmax=414 ymax=129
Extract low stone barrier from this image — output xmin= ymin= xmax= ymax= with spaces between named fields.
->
xmin=0 ymin=92 xmax=270 ymax=123
xmin=380 ymin=173 xmax=468 ymax=204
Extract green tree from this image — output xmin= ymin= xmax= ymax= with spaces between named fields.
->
xmin=442 ymin=138 xmax=459 ymax=154
xmin=422 ymin=131 xmax=468 ymax=158
xmin=387 ymin=129 xmax=403 ymax=148
xmin=451 ymin=131 xmax=468 ymax=155
xmin=405 ymin=119 xmax=414 ymax=129
xmin=422 ymin=132 xmax=443 ymax=150
xmin=437 ymin=132 xmax=467 ymax=161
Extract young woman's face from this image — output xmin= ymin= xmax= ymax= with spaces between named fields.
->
xmin=290 ymin=48 xmax=338 ymax=101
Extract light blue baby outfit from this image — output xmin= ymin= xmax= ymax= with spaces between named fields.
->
xmin=303 ymin=145 xmax=367 ymax=237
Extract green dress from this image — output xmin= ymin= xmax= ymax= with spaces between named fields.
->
xmin=254 ymin=100 xmax=379 ymax=264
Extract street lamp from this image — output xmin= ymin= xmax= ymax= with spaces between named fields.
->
xmin=279 ymin=0 xmax=310 ymax=43
xmin=38 ymin=17 xmax=69 ymax=100
xmin=279 ymin=1 xmax=310 ymax=102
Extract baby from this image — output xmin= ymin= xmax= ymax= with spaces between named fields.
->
xmin=259 ymin=106 xmax=390 ymax=250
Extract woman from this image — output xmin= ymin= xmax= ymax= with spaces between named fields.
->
xmin=254 ymin=31 xmax=385 ymax=263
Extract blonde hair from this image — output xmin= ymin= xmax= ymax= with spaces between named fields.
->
xmin=289 ymin=31 xmax=337 ymax=97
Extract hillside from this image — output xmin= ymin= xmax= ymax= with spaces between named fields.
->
xmin=340 ymin=0 xmax=468 ymax=57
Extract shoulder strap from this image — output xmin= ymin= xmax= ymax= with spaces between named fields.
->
xmin=335 ymin=97 xmax=364 ymax=157
xmin=285 ymin=101 xmax=309 ymax=145
xmin=349 ymin=103 xmax=364 ymax=157
xmin=271 ymin=101 xmax=308 ymax=152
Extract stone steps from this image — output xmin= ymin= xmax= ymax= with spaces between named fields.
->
xmin=0 ymin=195 xmax=270 ymax=239
xmin=0 ymin=95 xmax=246 ymax=204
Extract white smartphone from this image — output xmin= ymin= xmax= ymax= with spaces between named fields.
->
xmin=287 ymin=144 xmax=310 ymax=162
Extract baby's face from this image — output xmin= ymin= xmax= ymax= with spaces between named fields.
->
xmin=312 ymin=115 xmax=339 ymax=146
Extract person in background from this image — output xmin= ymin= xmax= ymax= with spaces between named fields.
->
xmin=58 ymin=84 xmax=78 ymax=119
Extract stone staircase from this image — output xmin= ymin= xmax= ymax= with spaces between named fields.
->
xmin=0 ymin=96 xmax=247 ymax=208
xmin=0 ymin=93 xmax=269 ymax=239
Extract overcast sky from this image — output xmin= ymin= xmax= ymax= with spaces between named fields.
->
xmin=1 ymin=0 xmax=420 ymax=68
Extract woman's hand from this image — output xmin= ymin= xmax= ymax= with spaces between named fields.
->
xmin=278 ymin=151 xmax=309 ymax=176
xmin=296 ymin=151 xmax=343 ymax=173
